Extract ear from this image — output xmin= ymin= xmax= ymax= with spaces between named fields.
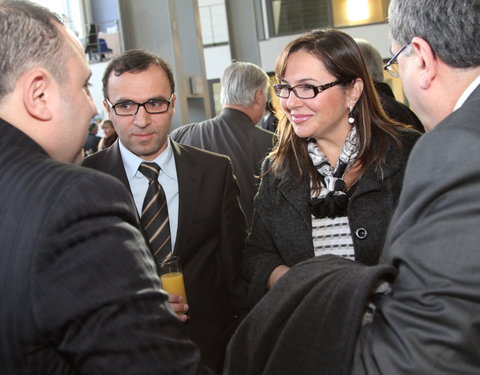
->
xmin=22 ymin=69 xmax=54 ymax=121
xmin=103 ymin=98 xmax=112 ymax=117
xmin=254 ymin=89 xmax=265 ymax=105
xmin=170 ymin=93 xmax=177 ymax=110
xmin=411 ymin=36 xmax=437 ymax=89
xmin=347 ymin=78 xmax=364 ymax=107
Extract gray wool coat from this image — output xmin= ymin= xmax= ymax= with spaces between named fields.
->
xmin=244 ymin=129 xmax=420 ymax=306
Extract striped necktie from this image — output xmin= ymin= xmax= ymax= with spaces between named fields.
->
xmin=138 ymin=162 xmax=172 ymax=261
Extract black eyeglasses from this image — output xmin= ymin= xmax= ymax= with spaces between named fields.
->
xmin=106 ymin=93 xmax=174 ymax=116
xmin=384 ymin=42 xmax=410 ymax=78
xmin=273 ymin=81 xmax=340 ymax=99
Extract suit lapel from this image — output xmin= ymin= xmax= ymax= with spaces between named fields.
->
xmin=171 ymin=141 xmax=202 ymax=256
xmin=103 ymin=140 xmax=131 ymax=193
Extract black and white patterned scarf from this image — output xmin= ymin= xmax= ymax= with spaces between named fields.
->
xmin=308 ymin=127 xmax=359 ymax=219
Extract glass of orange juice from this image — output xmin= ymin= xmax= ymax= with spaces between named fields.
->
xmin=158 ymin=256 xmax=188 ymax=306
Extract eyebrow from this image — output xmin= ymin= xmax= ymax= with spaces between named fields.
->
xmin=280 ymin=78 xmax=319 ymax=84
xmin=113 ymin=95 xmax=169 ymax=103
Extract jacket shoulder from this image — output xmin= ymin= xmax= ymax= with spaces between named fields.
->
xmin=82 ymin=147 xmax=110 ymax=167
xmin=170 ymin=121 xmax=211 ymax=141
xmin=172 ymin=139 xmax=231 ymax=163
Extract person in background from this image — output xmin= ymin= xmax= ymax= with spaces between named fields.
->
xmin=244 ymin=28 xmax=420 ymax=306
xmin=0 ymin=1 xmax=211 ymax=374
xmin=261 ymin=100 xmax=279 ymax=133
xmin=97 ymin=118 xmax=117 ymax=150
xmin=83 ymin=49 xmax=247 ymax=373
xmin=84 ymin=122 xmax=101 ymax=155
xmin=170 ymin=61 xmax=275 ymax=227
xmin=352 ymin=0 xmax=480 ymax=373
xmin=356 ymin=38 xmax=424 ymax=133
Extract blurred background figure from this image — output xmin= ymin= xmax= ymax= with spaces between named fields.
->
xmin=260 ymin=99 xmax=279 ymax=133
xmin=356 ymin=38 xmax=424 ymax=133
xmin=97 ymin=119 xmax=117 ymax=150
xmin=84 ymin=122 xmax=101 ymax=156
xmin=244 ymin=28 xmax=421 ymax=306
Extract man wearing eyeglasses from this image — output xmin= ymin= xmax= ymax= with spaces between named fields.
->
xmin=352 ymin=0 xmax=480 ymax=374
xmin=83 ymin=49 xmax=248 ymax=373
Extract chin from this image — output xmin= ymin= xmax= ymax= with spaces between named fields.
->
xmin=293 ymin=127 xmax=313 ymax=140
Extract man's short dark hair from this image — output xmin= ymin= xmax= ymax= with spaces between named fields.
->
xmin=102 ymin=49 xmax=175 ymax=99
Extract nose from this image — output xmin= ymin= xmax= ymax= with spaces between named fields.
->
xmin=133 ymin=105 xmax=151 ymax=128
xmin=285 ymin=90 xmax=303 ymax=110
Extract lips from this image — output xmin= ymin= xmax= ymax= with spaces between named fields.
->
xmin=133 ymin=133 xmax=154 ymax=141
xmin=290 ymin=114 xmax=312 ymax=124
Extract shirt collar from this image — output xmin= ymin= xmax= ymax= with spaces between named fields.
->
xmin=454 ymin=74 xmax=480 ymax=111
xmin=119 ymin=138 xmax=176 ymax=182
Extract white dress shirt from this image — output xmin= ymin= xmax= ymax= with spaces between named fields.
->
xmin=454 ymin=74 xmax=480 ymax=111
xmin=118 ymin=138 xmax=179 ymax=250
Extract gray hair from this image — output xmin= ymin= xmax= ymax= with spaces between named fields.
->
xmin=220 ymin=61 xmax=269 ymax=106
xmin=0 ymin=1 xmax=67 ymax=102
xmin=355 ymin=38 xmax=384 ymax=83
xmin=388 ymin=0 xmax=480 ymax=68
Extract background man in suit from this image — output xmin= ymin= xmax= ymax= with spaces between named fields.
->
xmin=83 ymin=49 xmax=247 ymax=372
xmin=170 ymin=61 xmax=275 ymax=227
xmin=83 ymin=122 xmax=101 ymax=155
xmin=352 ymin=0 xmax=480 ymax=373
xmin=356 ymin=38 xmax=424 ymax=133
xmin=0 ymin=2 xmax=210 ymax=374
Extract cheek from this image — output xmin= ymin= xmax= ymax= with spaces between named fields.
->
xmin=280 ymin=98 xmax=290 ymax=112
xmin=156 ymin=114 xmax=174 ymax=131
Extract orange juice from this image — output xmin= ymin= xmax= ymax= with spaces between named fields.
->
xmin=160 ymin=272 xmax=188 ymax=304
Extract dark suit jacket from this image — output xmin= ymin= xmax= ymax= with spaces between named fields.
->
xmin=352 ymin=85 xmax=480 ymax=374
xmin=0 ymin=119 xmax=209 ymax=375
xmin=83 ymin=139 xmax=248 ymax=372
xmin=170 ymin=108 xmax=275 ymax=227
xmin=245 ymin=129 xmax=420 ymax=306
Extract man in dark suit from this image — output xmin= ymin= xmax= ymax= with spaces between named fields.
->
xmin=170 ymin=61 xmax=275 ymax=227
xmin=352 ymin=0 xmax=480 ymax=373
xmin=356 ymin=38 xmax=425 ymax=133
xmin=83 ymin=122 xmax=101 ymax=155
xmin=83 ymin=49 xmax=247 ymax=372
xmin=0 ymin=2 xmax=210 ymax=374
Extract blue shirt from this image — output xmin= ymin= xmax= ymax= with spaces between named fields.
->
xmin=118 ymin=138 xmax=179 ymax=250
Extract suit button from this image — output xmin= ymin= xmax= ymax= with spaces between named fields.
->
xmin=355 ymin=228 xmax=368 ymax=239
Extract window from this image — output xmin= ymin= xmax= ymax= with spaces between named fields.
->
xmin=262 ymin=0 xmax=389 ymax=38
xmin=332 ymin=0 xmax=390 ymax=27
xmin=267 ymin=0 xmax=332 ymax=37
xmin=198 ymin=0 xmax=229 ymax=46
xmin=31 ymin=0 xmax=88 ymax=39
